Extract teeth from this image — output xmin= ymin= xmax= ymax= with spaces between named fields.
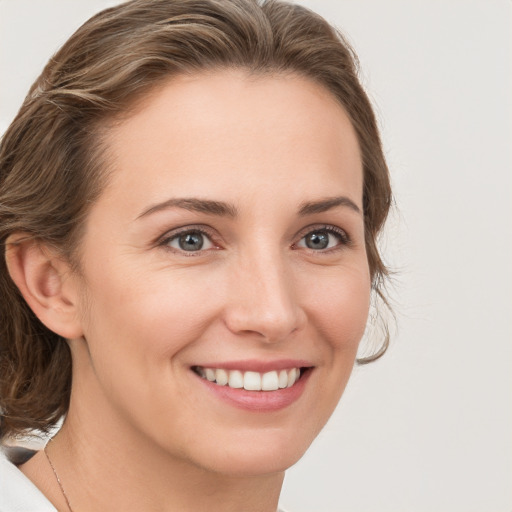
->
xmin=278 ymin=370 xmax=288 ymax=389
xmin=215 ymin=369 xmax=229 ymax=386
xmin=243 ymin=371 xmax=261 ymax=391
xmin=261 ymin=371 xmax=279 ymax=391
xmin=196 ymin=367 xmax=303 ymax=391
xmin=228 ymin=370 xmax=244 ymax=389
xmin=287 ymin=368 xmax=298 ymax=388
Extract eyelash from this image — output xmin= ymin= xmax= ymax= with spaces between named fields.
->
xmin=157 ymin=225 xmax=219 ymax=257
xmin=157 ymin=224 xmax=351 ymax=256
xmin=294 ymin=225 xmax=351 ymax=253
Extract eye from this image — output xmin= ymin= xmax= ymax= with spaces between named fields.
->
xmin=296 ymin=227 xmax=349 ymax=251
xmin=165 ymin=230 xmax=215 ymax=252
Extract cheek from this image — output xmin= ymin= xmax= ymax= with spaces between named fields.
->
xmin=285 ymin=264 xmax=370 ymax=449
xmin=79 ymin=267 xmax=219 ymax=360
xmin=73 ymin=266 xmax=223 ymax=426
xmin=302 ymin=264 xmax=371 ymax=351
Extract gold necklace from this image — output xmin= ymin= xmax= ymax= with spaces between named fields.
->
xmin=43 ymin=439 xmax=74 ymax=512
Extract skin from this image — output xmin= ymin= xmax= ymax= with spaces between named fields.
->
xmin=12 ymin=70 xmax=371 ymax=512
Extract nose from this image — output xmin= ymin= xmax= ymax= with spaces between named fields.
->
xmin=224 ymin=251 xmax=306 ymax=343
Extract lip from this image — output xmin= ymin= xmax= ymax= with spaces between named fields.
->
xmin=191 ymin=361 xmax=314 ymax=412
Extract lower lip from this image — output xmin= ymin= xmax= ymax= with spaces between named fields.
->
xmin=195 ymin=369 xmax=312 ymax=412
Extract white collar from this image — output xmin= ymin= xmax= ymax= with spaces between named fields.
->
xmin=0 ymin=448 xmax=57 ymax=512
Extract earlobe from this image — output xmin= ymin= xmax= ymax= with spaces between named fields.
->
xmin=5 ymin=233 xmax=84 ymax=340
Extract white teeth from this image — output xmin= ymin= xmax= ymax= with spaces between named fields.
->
xmin=196 ymin=367 xmax=303 ymax=391
xmin=215 ymin=368 xmax=229 ymax=386
xmin=278 ymin=370 xmax=288 ymax=389
xmin=243 ymin=371 xmax=261 ymax=391
xmin=261 ymin=371 xmax=279 ymax=391
xmin=228 ymin=370 xmax=244 ymax=389
xmin=286 ymin=368 xmax=296 ymax=388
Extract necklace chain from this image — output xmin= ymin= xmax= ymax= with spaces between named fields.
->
xmin=43 ymin=438 xmax=74 ymax=512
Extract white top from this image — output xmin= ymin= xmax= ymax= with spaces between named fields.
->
xmin=0 ymin=449 xmax=289 ymax=512
xmin=0 ymin=449 xmax=57 ymax=511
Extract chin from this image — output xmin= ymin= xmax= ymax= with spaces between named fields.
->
xmin=186 ymin=427 xmax=318 ymax=477
xmin=202 ymin=450 xmax=305 ymax=477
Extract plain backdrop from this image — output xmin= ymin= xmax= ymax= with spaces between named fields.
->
xmin=1 ymin=1 xmax=511 ymax=511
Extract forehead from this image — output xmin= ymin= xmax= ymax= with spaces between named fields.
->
xmin=100 ymin=69 xmax=363 ymax=211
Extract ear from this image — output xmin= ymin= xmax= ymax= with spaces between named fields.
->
xmin=5 ymin=233 xmax=84 ymax=339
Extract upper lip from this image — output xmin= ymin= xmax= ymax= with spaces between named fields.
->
xmin=192 ymin=359 xmax=314 ymax=373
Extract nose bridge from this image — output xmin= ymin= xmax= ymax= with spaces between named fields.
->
xmin=226 ymin=244 xmax=304 ymax=342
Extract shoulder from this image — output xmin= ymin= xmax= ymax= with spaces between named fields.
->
xmin=0 ymin=447 xmax=57 ymax=512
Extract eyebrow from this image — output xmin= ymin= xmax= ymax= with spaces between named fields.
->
xmin=136 ymin=195 xmax=361 ymax=220
xmin=137 ymin=197 xmax=238 ymax=220
xmin=298 ymin=196 xmax=362 ymax=216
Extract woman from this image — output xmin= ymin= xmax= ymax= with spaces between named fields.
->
xmin=0 ymin=0 xmax=391 ymax=510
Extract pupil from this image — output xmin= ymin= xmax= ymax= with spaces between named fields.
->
xmin=306 ymin=231 xmax=329 ymax=250
xmin=179 ymin=232 xmax=203 ymax=251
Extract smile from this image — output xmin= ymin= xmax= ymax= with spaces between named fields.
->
xmin=193 ymin=366 xmax=302 ymax=391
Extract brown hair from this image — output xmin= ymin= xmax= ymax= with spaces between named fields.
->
xmin=0 ymin=0 xmax=391 ymax=442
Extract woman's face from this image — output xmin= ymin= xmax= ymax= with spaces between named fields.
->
xmin=70 ymin=70 xmax=370 ymax=475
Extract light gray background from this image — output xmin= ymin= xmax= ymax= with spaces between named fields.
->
xmin=1 ymin=1 xmax=511 ymax=511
